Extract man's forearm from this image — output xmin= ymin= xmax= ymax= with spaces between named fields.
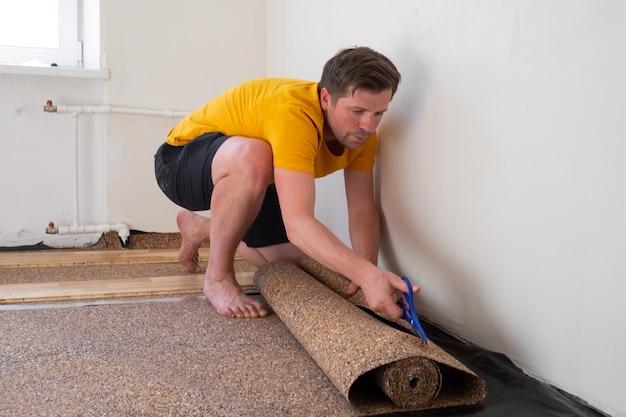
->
xmin=285 ymin=215 xmax=375 ymax=286
xmin=349 ymin=206 xmax=380 ymax=265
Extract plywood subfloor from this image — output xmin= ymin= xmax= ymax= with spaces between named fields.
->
xmin=0 ymin=244 xmax=256 ymax=303
xmin=0 ymin=248 xmax=213 ymax=268
xmin=0 ymin=271 xmax=254 ymax=304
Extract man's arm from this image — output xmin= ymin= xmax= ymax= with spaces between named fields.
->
xmin=344 ymin=168 xmax=379 ymax=265
xmin=274 ymin=167 xmax=412 ymax=318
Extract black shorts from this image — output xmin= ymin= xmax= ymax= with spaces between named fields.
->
xmin=154 ymin=132 xmax=289 ymax=248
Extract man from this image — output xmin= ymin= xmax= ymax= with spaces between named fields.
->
xmin=154 ymin=47 xmax=419 ymax=320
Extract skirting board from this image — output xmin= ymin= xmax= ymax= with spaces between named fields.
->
xmin=0 ymin=271 xmax=255 ymax=304
xmin=0 ymin=248 xmax=242 ymax=269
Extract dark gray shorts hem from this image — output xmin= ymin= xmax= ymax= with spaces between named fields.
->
xmin=154 ymin=132 xmax=289 ymax=248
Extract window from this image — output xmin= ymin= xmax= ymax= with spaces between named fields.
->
xmin=0 ymin=0 xmax=99 ymax=68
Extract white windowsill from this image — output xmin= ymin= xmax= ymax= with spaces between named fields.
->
xmin=0 ymin=64 xmax=109 ymax=79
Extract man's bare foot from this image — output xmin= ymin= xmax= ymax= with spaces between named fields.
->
xmin=176 ymin=209 xmax=210 ymax=273
xmin=203 ymin=275 xmax=268 ymax=318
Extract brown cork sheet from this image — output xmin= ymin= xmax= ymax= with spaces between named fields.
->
xmin=255 ymin=258 xmax=487 ymax=414
xmin=0 ymin=297 xmax=362 ymax=416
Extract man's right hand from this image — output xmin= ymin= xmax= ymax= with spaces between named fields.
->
xmin=357 ymin=268 xmax=420 ymax=319
xmin=272 ymin=169 xmax=421 ymax=319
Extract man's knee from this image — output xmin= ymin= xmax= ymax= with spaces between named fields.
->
xmin=212 ymin=136 xmax=273 ymax=190
xmin=238 ymin=138 xmax=273 ymax=186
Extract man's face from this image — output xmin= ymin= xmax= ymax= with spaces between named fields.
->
xmin=320 ymin=86 xmax=392 ymax=149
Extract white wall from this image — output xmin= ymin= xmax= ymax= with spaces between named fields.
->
xmin=267 ymin=1 xmax=625 ymax=415
xmin=102 ymin=0 xmax=266 ymax=233
xmin=0 ymin=74 xmax=106 ymax=246
xmin=0 ymin=0 xmax=266 ymax=246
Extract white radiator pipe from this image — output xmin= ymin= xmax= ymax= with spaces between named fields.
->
xmin=42 ymin=99 xmax=188 ymax=246
xmin=72 ymin=112 xmax=79 ymax=226
xmin=50 ymin=103 xmax=188 ymax=118
xmin=46 ymin=222 xmax=131 ymax=245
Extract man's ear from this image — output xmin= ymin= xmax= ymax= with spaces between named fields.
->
xmin=319 ymin=87 xmax=331 ymax=111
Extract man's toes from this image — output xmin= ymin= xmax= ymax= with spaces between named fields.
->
xmin=254 ymin=305 xmax=268 ymax=318
xmin=232 ymin=307 xmax=246 ymax=318
xmin=240 ymin=305 xmax=253 ymax=318
xmin=239 ymin=304 xmax=252 ymax=317
xmin=243 ymin=304 xmax=259 ymax=318
xmin=218 ymin=307 xmax=234 ymax=318
xmin=250 ymin=300 xmax=268 ymax=316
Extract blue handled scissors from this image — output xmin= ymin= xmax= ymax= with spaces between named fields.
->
xmin=399 ymin=276 xmax=429 ymax=344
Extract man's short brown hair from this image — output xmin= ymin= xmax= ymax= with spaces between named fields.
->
xmin=319 ymin=46 xmax=401 ymax=100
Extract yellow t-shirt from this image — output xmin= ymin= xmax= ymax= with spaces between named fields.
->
xmin=166 ymin=78 xmax=378 ymax=178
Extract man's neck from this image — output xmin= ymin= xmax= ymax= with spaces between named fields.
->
xmin=323 ymin=126 xmax=344 ymax=156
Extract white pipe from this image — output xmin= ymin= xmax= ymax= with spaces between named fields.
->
xmin=42 ymin=100 xmax=188 ymax=245
xmin=47 ymin=223 xmax=131 ymax=245
xmin=54 ymin=104 xmax=188 ymax=118
xmin=72 ymin=112 xmax=79 ymax=226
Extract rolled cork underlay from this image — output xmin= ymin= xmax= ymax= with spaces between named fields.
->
xmin=255 ymin=258 xmax=487 ymax=415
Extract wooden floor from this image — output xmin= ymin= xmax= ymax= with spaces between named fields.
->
xmin=0 ymin=248 xmax=254 ymax=304
xmin=0 ymin=247 xmax=240 ymax=268
xmin=0 ymin=272 xmax=254 ymax=304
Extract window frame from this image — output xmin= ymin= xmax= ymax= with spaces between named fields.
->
xmin=0 ymin=0 xmax=81 ymax=67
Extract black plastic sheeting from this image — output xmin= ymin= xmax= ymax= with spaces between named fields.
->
xmin=390 ymin=321 xmax=609 ymax=417
xmin=0 ymin=241 xmax=50 ymax=251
